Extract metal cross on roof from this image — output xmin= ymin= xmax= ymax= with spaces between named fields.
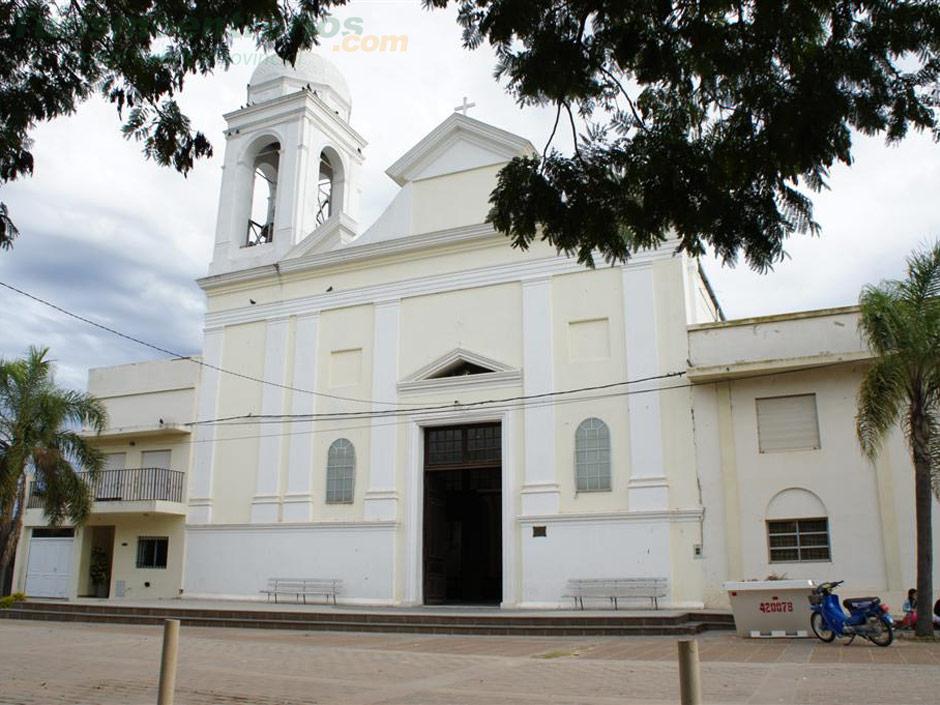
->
xmin=454 ymin=97 xmax=476 ymax=116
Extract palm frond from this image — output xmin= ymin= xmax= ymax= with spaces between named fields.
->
xmin=856 ymin=356 xmax=906 ymax=460
xmin=901 ymin=240 xmax=940 ymax=305
xmin=0 ymin=346 xmax=106 ymax=527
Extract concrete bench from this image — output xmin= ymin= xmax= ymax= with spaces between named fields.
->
xmin=565 ymin=577 xmax=668 ymax=610
xmin=261 ymin=578 xmax=342 ymax=605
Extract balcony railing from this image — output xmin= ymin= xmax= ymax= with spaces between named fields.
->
xmin=28 ymin=468 xmax=185 ymax=508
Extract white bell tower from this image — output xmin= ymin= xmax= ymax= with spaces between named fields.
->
xmin=208 ymin=52 xmax=366 ymax=276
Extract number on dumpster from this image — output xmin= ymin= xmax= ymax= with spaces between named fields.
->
xmin=758 ymin=601 xmax=793 ymax=613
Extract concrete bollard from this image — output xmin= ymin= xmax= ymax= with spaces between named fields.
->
xmin=677 ymin=639 xmax=702 ymax=705
xmin=157 ymin=619 xmax=180 ymax=705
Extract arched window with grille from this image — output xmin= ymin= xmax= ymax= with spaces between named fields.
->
xmin=575 ymin=418 xmax=611 ymax=491
xmin=326 ymin=438 xmax=355 ymax=503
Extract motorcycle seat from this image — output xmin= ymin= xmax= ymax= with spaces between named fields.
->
xmin=843 ymin=597 xmax=880 ymax=610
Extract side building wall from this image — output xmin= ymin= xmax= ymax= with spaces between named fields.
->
xmin=690 ymin=309 xmax=940 ymax=608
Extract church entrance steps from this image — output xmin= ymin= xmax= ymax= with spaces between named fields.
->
xmin=0 ymin=600 xmax=734 ymax=636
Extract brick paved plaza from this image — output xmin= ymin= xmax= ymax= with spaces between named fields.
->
xmin=2 ymin=620 xmax=940 ymax=704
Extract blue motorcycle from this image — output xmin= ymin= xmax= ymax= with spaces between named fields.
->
xmin=808 ymin=580 xmax=894 ymax=646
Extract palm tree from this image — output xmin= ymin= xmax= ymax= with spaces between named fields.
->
xmin=856 ymin=242 xmax=940 ymax=637
xmin=0 ymin=347 xmax=107 ymax=594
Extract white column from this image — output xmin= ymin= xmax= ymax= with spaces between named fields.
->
xmin=283 ymin=313 xmax=319 ymax=522
xmin=364 ymin=300 xmax=400 ymax=521
xmin=188 ymin=328 xmax=223 ymax=524
xmin=251 ymin=317 xmax=291 ymax=523
xmin=623 ymin=263 xmax=668 ymax=510
xmin=520 ymin=277 xmax=559 ymax=515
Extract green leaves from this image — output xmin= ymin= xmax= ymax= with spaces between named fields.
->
xmin=0 ymin=204 xmax=17 ymax=251
xmin=856 ymin=242 xmax=940 ymax=493
xmin=436 ymin=0 xmax=940 ymax=270
xmin=0 ymin=0 xmax=346 ymax=242
xmin=0 ymin=346 xmax=108 ymax=526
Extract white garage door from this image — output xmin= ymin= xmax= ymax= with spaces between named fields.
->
xmin=24 ymin=532 xmax=74 ymax=598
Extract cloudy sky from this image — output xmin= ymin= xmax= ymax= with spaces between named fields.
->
xmin=2 ymin=1 xmax=940 ymax=391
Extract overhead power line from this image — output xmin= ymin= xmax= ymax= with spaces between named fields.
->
xmin=0 ymin=279 xmax=411 ymax=407
xmin=189 ymin=371 xmax=688 ymax=426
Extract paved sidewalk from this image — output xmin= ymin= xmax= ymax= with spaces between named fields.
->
xmin=1 ymin=619 xmax=939 ymax=704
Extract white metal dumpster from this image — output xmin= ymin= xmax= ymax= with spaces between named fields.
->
xmin=723 ymin=580 xmax=817 ymax=637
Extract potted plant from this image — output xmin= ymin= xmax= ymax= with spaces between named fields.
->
xmin=89 ymin=547 xmax=110 ymax=598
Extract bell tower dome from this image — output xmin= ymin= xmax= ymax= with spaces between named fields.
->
xmin=208 ymin=51 xmax=366 ymax=276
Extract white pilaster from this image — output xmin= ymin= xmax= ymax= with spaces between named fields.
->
xmin=283 ymin=312 xmax=320 ymax=522
xmin=188 ymin=328 xmax=224 ymax=524
xmin=521 ymin=277 xmax=559 ymax=515
xmin=364 ymin=300 xmax=400 ymax=521
xmin=622 ymin=264 xmax=668 ymax=510
xmin=251 ymin=317 xmax=291 ymax=523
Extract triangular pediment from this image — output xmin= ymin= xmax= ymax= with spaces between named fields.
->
xmin=385 ymin=114 xmax=535 ymax=186
xmin=398 ymin=348 xmax=521 ymax=394
xmin=283 ymin=212 xmax=359 ymax=260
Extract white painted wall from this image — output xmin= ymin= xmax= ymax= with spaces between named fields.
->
xmin=518 ymin=514 xmax=703 ymax=607
xmin=689 ymin=307 xmax=866 ymax=370
xmin=693 ymin=338 xmax=940 ymax=609
xmin=183 ymin=524 xmax=397 ymax=603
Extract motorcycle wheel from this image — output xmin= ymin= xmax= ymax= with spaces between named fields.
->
xmin=811 ymin=612 xmax=836 ymax=642
xmin=867 ymin=615 xmax=894 ymax=647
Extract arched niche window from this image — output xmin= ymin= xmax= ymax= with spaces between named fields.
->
xmin=315 ymin=148 xmax=345 ymax=226
xmin=766 ymin=488 xmax=831 ymax=563
xmin=575 ymin=418 xmax=611 ymax=491
xmin=246 ymin=141 xmax=280 ymax=246
xmin=326 ymin=438 xmax=355 ymax=503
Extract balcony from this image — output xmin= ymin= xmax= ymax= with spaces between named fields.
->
xmin=28 ymin=468 xmax=186 ymax=515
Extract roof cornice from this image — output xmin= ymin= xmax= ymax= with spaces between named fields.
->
xmin=197 ymin=222 xmax=498 ymax=292
xmin=223 ymin=90 xmax=367 ymax=148
xmin=385 ymin=113 xmax=535 ymax=186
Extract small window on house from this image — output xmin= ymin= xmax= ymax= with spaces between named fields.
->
xmin=136 ymin=536 xmax=169 ymax=569
xmin=756 ymin=394 xmax=821 ymax=452
xmin=575 ymin=418 xmax=611 ymax=491
xmin=326 ymin=438 xmax=355 ymax=503
xmin=32 ymin=528 xmax=75 ymax=538
xmin=767 ymin=518 xmax=831 ymax=562
xmin=141 ymin=450 xmax=171 ymax=469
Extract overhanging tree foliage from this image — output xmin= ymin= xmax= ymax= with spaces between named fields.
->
xmin=856 ymin=242 xmax=940 ymax=637
xmin=2 ymin=0 xmax=940 ymax=269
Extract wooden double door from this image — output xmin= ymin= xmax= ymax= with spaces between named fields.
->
xmin=423 ymin=423 xmax=502 ymax=604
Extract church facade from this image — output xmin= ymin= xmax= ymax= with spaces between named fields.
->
xmin=12 ymin=53 xmax=940 ymax=609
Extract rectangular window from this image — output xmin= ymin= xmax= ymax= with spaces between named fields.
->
xmin=32 ymin=527 xmax=74 ymax=539
xmin=756 ymin=394 xmax=821 ymax=452
xmin=767 ymin=518 xmax=831 ymax=562
xmin=141 ymin=449 xmax=171 ymax=469
xmin=136 ymin=536 xmax=169 ymax=569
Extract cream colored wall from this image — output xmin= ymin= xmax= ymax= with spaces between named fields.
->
xmin=80 ymin=514 xmax=186 ymax=600
xmin=307 ymin=304 xmax=375 ymax=521
xmin=205 ymin=237 xmax=560 ymax=314
xmin=410 ymin=165 xmax=503 ymax=235
xmin=99 ymin=390 xmax=194 ymax=429
xmin=695 ymin=361 xmax=940 ymax=607
xmin=210 ymin=321 xmax=266 ymax=524
xmin=88 ymin=436 xmax=191 ymax=472
xmin=653 ymin=259 xmax=700 ymax=510
xmin=551 ymin=267 xmax=630 ymax=513
xmin=399 ymin=283 xmax=524 ymax=375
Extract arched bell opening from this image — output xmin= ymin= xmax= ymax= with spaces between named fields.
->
xmin=315 ymin=147 xmax=346 ymax=227
xmin=246 ymin=141 xmax=280 ymax=246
